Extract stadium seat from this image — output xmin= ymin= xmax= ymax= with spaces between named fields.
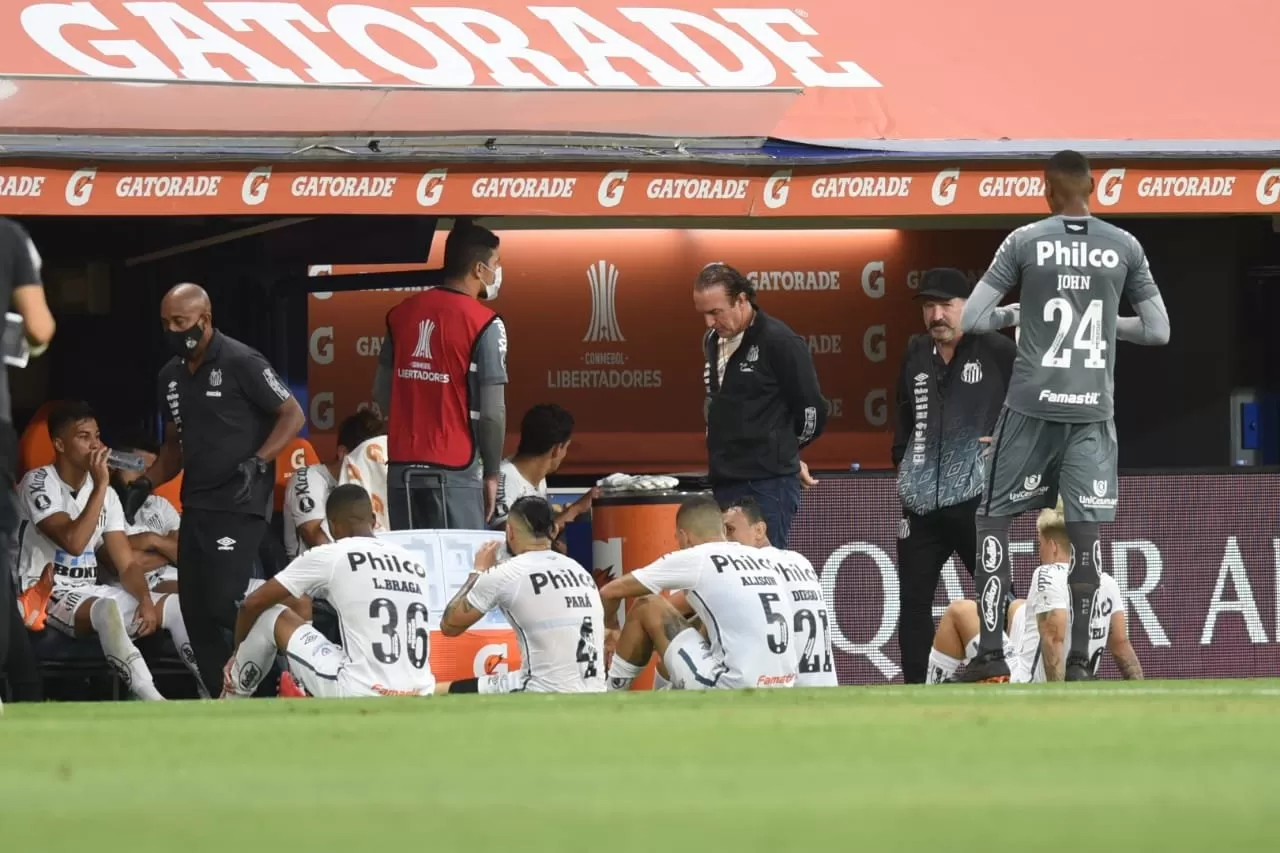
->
xmin=18 ymin=399 xmax=62 ymax=475
xmin=154 ymin=471 xmax=183 ymax=514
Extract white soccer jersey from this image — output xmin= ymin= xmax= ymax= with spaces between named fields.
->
xmin=339 ymin=435 xmax=389 ymax=531
xmin=761 ymin=546 xmax=837 ymax=687
xmin=467 ymin=549 xmax=605 ymax=693
xmin=16 ymin=464 xmax=126 ymax=590
xmin=1009 ymin=563 xmax=1125 ymax=683
xmin=274 ymin=536 xmax=436 ymax=697
xmin=494 ymin=459 xmax=546 ymax=522
xmin=124 ymin=494 xmax=181 ymax=587
xmin=631 ymin=541 xmax=798 ymax=689
xmin=283 ymin=463 xmax=335 ymax=558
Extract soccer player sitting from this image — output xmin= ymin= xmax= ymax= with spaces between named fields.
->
xmin=926 ymin=500 xmax=1143 ymax=684
xmin=437 ymin=495 xmax=605 ymax=694
xmin=222 ymin=484 xmax=437 ymax=699
xmin=600 ymin=494 xmax=798 ymax=692
xmin=722 ymin=496 xmax=837 ymax=687
xmin=18 ymin=402 xmax=203 ymax=700
xmin=108 ymin=441 xmax=180 ymax=594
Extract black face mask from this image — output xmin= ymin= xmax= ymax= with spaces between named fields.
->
xmin=165 ymin=323 xmax=205 ymax=360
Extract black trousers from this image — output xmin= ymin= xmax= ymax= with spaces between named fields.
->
xmin=388 ymin=463 xmax=486 ymax=531
xmin=896 ymin=496 xmax=980 ymax=684
xmin=0 ymin=419 xmax=41 ymax=703
xmin=177 ymin=508 xmax=267 ymax=696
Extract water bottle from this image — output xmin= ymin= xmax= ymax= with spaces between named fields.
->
xmin=849 ymin=463 xmax=861 ymax=472
xmin=107 ymin=450 xmax=147 ymax=472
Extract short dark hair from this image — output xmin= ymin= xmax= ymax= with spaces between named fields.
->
xmin=509 ymin=495 xmax=555 ymax=540
xmin=676 ymin=493 xmax=724 ymax=536
xmin=443 ymin=223 xmax=499 ymax=281
xmin=326 ymin=483 xmax=373 ymax=524
xmin=338 ymin=410 xmax=385 ymax=453
xmin=721 ymin=495 xmax=765 ymax=528
xmin=695 ymin=262 xmax=755 ymax=305
xmin=516 ymin=404 xmax=575 ymax=457
xmin=47 ymin=401 xmax=96 ymax=441
xmin=1046 ymin=149 xmax=1091 ymax=179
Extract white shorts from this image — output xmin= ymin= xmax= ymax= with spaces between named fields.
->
xmin=47 ymin=584 xmax=167 ymax=638
xmin=663 ymin=628 xmax=732 ymax=691
xmin=1006 ymin=604 xmax=1035 ymax=683
xmin=280 ymin=623 xmax=435 ymax=699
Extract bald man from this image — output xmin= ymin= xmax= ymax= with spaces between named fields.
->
xmin=123 ymin=283 xmax=305 ymax=696
xmin=599 ymin=494 xmax=798 ymax=691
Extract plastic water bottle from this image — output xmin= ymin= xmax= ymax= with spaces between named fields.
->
xmin=107 ymin=450 xmax=147 ymax=472
xmin=849 ymin=463 xmax=861 ymax=472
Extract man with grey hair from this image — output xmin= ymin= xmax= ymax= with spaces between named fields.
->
xmin=695 ymin=262 xmax=826 ymax=550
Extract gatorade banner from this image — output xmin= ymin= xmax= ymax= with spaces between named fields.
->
xmin=3 ymin=2 xmax=1276 ymax=150
xmin=305 ymin=227 xmax=1006 ymax=471
xmin=790 ymin=473 xmax=1280 ymax=685
xmin=0 ymin=163 xmax=1277 ymax=216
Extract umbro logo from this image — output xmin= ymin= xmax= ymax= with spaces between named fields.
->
xmin=216 ymin=537 xmax=237 ymax=551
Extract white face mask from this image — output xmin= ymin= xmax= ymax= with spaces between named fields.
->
xmin=481 ymin=264 xmax=502 ymax=301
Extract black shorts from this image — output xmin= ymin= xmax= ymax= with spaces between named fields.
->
xmin=177 ymin=508 xmax=268 ymax=628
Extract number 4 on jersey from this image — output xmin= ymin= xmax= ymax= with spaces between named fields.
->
xmin=1042 ymin=298 xmax=1106 ymax=369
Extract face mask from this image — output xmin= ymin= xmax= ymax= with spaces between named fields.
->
xmin=165 ymin=323 xmax=204 ymax=360
xmin=480 ymin=264 xmax=502 ymax=301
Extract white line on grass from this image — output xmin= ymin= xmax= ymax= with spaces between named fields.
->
xmin=905 ymin=685 xmax=1280 ymax=698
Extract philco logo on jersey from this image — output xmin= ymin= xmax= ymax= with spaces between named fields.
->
xmin=347 ymin=549 xmax=427 ymax=586
xmin=529 ymin=566 xmax=595 ymax=596
xmin=1035 ymin=240 xmax=1121 ymax=269
xmin=1010 ymin=473 xmax=1049 ymax=503
xmin=1038 ymin=389 xmax=1101 ymax=406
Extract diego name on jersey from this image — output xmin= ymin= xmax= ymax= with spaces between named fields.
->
xmin=17 ymin=464 xmax=126 ymax=589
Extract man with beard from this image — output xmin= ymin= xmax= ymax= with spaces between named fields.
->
xmin=891 ymin=268 xmax=1016 ymax=684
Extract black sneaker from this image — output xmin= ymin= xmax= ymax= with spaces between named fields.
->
xmin=960 ymin=650 xmax=1011 ymax=683
xmin=1064 ymin=655 xmax=1095 ymax=682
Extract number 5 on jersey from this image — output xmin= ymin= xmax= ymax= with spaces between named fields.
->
xmin=1043 ymin=298 xmax=1106 ymax=369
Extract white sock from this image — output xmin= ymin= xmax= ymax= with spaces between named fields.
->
xmin=926 ymin=649 xmax=963 ymax=685
xmin=607 ymin=656 xmax=643 ymax=691
xmin=161 ymin=595 xmax=209 ymax=699
xmin=225 ymin=604 xmax=287 ymax=697
xmin=92 ymin=597 xmax=163 ymax=701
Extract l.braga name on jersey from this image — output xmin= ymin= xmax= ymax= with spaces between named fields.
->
xmin=348 ymin=547 xmax=427 ymax=595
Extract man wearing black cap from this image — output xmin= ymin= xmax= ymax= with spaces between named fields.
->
xmin=891 ymin=268 xmax=1016 ymax=684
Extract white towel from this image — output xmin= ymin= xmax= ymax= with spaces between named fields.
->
xmin=596 ymin=473 xmax=680 ymax=491
xmin=339 ymin=435 xmax=389 ymax=531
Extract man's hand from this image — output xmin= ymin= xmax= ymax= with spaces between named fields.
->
xmin=234 ymin=457 xmax=267 ymax=504
xmin=799 ymin=460 xmax=819 ymax=489
xmin=978 ymin=436 xmax=993 ymax=459
xmin=474 ymin=540 xmax=501 ymax=573
xmin=221 ymin=657 xmax=237 ymax=697
xmin=121 ymin=477 xmax=153 ymax=526
xmin=89 ymin=446 xmax=111 ymax=486
xmin=132 ymin=598 xmax=160 ymax=638
xmin=483 ymin=475 xmax=498 ymax=523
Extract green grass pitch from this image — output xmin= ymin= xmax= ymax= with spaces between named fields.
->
xmin=1 ymin=680 xmax=1276 ymax=852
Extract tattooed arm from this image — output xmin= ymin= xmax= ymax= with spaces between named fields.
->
xmin=440 ymin=573 xmax=484 ymax=637
xmin=440 ymin=541 xmax=507 ymax=637
xmin=1108 ymin=610 xmax=1144 ymax=680
xmin=1037 ymin=609 xmax=1069 ymax=682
